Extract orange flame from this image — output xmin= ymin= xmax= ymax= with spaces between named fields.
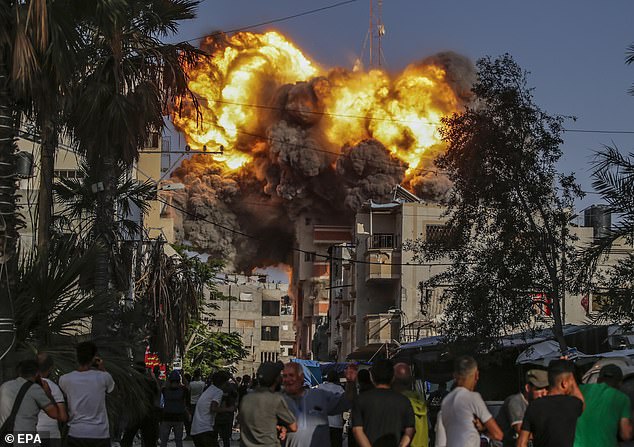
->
xmin=173 ymin=30 xmax=461 ymax=173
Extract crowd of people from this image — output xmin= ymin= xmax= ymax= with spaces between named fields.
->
xmin=0 ymin=341 xmax=632 ymax=447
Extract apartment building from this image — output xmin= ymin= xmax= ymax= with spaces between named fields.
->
xmin=212 ymin=275 xmax=295 ymax=376
xmin=328 ymin=188 xmax=634 ymax=362
xmin=290 ymin=215 xmax=352 ymax=360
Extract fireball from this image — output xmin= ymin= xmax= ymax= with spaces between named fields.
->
xmin=173 ymin=30 xmax=462 ymax=175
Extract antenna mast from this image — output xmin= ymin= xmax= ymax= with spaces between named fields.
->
xmin=362 ymin=0 xmax=386 ymax=69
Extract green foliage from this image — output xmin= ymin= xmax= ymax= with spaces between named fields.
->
xmin=407 ymin=54 xmax=582 ymax=349
xmin=183 ymin=322 xmax=249 ymax=378
xmin=590 ymin=254 xmax=634 ymax=327
xmin=579 ymin=146 xmax=634 ymax=324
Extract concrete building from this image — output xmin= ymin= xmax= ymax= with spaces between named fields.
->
xmin=211 ymin=274 xmax=295 ymax=377
xmin=328 ymin=188 xmax=634 ymax=361
xmin=290 ymin=215 xmax=352 ymax=360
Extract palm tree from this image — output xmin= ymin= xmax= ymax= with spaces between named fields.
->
xmin=584 ymin=145 xmax=634 ymax=265
xmin=0 ymin=0 xmax=50 ymax=380
xmin=65 ymin=0 xmax=201 ymax=335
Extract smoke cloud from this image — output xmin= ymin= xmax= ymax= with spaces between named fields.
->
xmin=169 ymin=32 xmax=475 ymax=271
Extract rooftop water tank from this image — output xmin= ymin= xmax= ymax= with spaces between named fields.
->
xmin=584 ymin=205 xmax=612 ymax=238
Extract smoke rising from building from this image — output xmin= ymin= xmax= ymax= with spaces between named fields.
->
xmin=169 ymin=31 xmax=475 ymax=271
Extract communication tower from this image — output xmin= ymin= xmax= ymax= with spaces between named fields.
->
xmin=359 ymin=0 xmax=386 ymax=69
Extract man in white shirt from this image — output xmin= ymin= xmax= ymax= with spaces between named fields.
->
xmin=0 ymin=359 xmax=59 ymax=435
xmin=36 ymin=353 xmax=68 ymax=447
xmin=190 ymin=371 xmax=230 ymax=447
xmin=440 ymin=356 xmax=502 ymax=447
xmin=187 ymin=369 xmax=205 ymax=438
xmin=59 ymin=342 xmax=115 ymax=447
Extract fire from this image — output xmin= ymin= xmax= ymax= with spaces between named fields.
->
xmin=173 ymin=30 xmax=461 ymax=175
xmin=173 ymin=31 xmax=318 ymax=169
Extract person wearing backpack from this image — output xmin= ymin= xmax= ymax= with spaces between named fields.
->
xmin=159 ymin=371 xmax=189 ymax=447
xmin=0 ymin=359 xmax=60 ymax=439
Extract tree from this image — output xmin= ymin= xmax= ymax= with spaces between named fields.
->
xmin=407 ymin=54 xmax=582 ymax=350
xmin=64 ymin=0 xmax=201 ymax=335
xmin=580 ymin=146 xmax=634 ymax=324
xmin=183 ymin=322 xmax=248 ymax=378
xmin=0 ymin=0 xmax=50 ymax=380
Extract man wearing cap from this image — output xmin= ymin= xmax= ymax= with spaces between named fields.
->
xmin=495 ymin=369 xmax=548 ymax=447
xmin=238 ymin=362 xmax=297 ymax=447
xmin=518 ymin=359 xmax=584 ymax=447
xmin=573 ymin=364 xmax=633 ymax=447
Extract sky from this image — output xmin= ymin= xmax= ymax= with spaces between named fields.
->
xmin=169 ymin=0 xmax=634 ymax=212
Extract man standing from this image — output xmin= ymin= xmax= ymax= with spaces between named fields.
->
xmin=36 ymin=353 xmax=68 ymax=447
xmin=574 ymin=364 xmax=632 ymax=446
xmin=159 ymin=371 xmax=189 ymax=447
xmin=392 ymin=363 xmax=428 ymax=447
xmin=0 ymin=359 xmax=60 ymax=436
xmin=238 ymin=362 xmax=297 ymax=447
xmin=187 ymin=369 xmax=205 ymax=437
xmin=441 ymin=356 xmax=502 ymax=447
xmin=495 ymin=369 xmax=548 ymax=447
xmin=282 ymin=362 xmax=356 ymax=447
xmin=518 ymin=359 xmax=584 ymax=447
xmin=351 ymin=359 xmax=415 ymax=447
xmin=191 ymin=371 xmax=232 ymax=447
xmin=317 ymin=370 xmax=345 ymax=447
xmin=58 ymin=342 xmax=115 ymax=447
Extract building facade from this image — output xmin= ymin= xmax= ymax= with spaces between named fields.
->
xmin=290 ymin=215 xmax=352 ymax=360
xmin=211 ymin=275 xmax=295 ymax=377
xmin=328 ymin=189 xmax=634 ymax=362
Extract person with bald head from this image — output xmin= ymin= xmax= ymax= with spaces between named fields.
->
xmin=282 ymin=362 xmax=357 ymax=447
xmin=392 ymin=362 xmax=428 ymax=447
xmin=440 ymin=356 xmax=502 ymax=447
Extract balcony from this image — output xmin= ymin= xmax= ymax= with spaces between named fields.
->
xmin=365 ymin=313 xmax=398 ymax=344
xmin=365 ymin=249 xmax=401 ymax=282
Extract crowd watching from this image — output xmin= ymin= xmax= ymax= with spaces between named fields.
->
xmin=0 ymin=342 xmax=633 ymax=447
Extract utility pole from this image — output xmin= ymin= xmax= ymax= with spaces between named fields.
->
xmin=228 ymin=283 xmax=232 ymax=334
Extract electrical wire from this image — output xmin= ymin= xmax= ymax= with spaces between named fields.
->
xmin=156 ymin=196 xmax=465 ymax=267
xmin=176 ymin=0 xmax=359 ymax=46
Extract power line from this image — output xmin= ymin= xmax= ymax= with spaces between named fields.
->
xmin=177 ymin=0 xmax=359 ymax=46
xmin=190 ymin=98 xmax=634 ymax=136
xmin=156 ymin=196 xmax=461 ymax=267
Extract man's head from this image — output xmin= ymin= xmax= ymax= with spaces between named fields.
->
xmin=37 ymin=352 xmax=54 ymax=378
xmin=547 ymin=359 xmax=577 ymax=394
xmin=257 ymin=362 xmax=283 ymax=388
xmin=212 ymin=370 xmax=231 ymax=388
xmin=524 ymin=369 xmax=549 ymax=400
xmin=76 ymin=341 xmax=98 ymax=366
xmin=453 ymin=356 xmax=479 ymax=390
xmin=326 ymin=369 xmax=339 ymax=384
xmin=598 ymin=364 xmax=624 ymax=389
xmin=282 ymin=362 xmax=305 ymax=396
xmin=168 ymin=370 xmax=181 ymax=384
xmin=18 ymin=359 xmax=39 ymax=380
xmin=392 ymin=362 xmax=413 ymax=392
xmin=370 ymin=359 xmax=394 ymax=387
xmin=193 ymin=368 xmax=202 ymax=380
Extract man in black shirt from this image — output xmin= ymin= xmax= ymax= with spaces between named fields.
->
xmin=518 ymin=359 xmax=585 ymax=447
xmin=351 ymin=359 xmax=415 ymax=447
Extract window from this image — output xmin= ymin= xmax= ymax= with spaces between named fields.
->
xmin=591 ymin=293 xmax=610 ymax=313
xmin=147 ymin=132 xmax=159 ymax=148
xmin=371 ymin=233 xmax=394 ymax=249
xmin=426 ymin=225 xmax=452 ymax=244
xmin=236 ymin=319 xmax=255 ymax=329
xmin=262 ymin=301 xmax=280 ymax=316
xmin=239 ymin=292 xmax=253 ymax=302
xmin=53 ymin=169 xmax=84 ymax=180
xmin=304 ymin=252 xmax=316 ymax=262
xmin=260 ymin=351 xmax=279 ymax=363
xmin=208 ymin=319 xmax=223 ymax=327
xmin=261 ymin=326 xmax=280 ymax=341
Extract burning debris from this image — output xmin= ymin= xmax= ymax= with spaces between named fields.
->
xmin=169 ymin=31 xmax=475 ymax=271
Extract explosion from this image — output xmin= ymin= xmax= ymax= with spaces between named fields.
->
xmin=170 ymin=30 xmax=475 ymax=270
